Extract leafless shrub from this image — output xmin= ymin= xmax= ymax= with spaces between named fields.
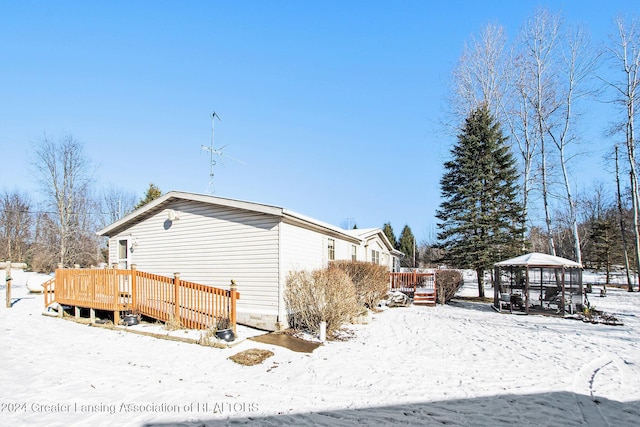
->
xmin=330 ymin=260 xmax=389 ymax=309
xmin=197 ymin=326 xmax=227 ymax=348
xmin=285 ymin=268 xmax=361 ymax=337
xmin=164 ymin=313 xmax=184 ymax=331
xmin=436 ymin=269 xmax=464 ymax=304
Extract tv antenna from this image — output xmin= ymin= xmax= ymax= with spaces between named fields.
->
xmin=200 ymin=112 xmax=244 ymax=194
xmin=201 ymin=112 xmax=222 ymax=193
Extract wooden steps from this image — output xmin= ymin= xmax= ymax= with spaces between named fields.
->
xmin=413 ymin=289 xmax=436 ymax=306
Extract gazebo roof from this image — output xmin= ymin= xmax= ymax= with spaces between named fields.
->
xmin=494 ymin=252 xmax=582 ymax=268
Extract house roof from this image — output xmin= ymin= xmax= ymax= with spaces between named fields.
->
xmin=97 ymin=191 xmax=283 ymax=237
xmin=97 ymin=191 xmax=402 ymax=255
xmin=343 ymin=228 xmax=403 ymax=255
xmin=494 ymin=252 xmax=582 ymax=268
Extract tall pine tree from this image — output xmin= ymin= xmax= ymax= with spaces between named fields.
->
xmin=398 ymin=225 xmax=416 ymax=268
xmin=135 ymin=183 xmax=162 ymax=210
xmin=382 ymin=222 xmax=397 ymax=249
xmin=436 ymin=105 xmax=525 ymax=297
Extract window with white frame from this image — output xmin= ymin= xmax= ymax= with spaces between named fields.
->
xmin=328 ymin=238 xmax=335 ymax=261
xmin=371 ymin=249 xmax=380 ymax=264
xmin=351 ymin=245 xmax=357 ymax=261
xmin=118 ymin=239 xmax=129 ymax=269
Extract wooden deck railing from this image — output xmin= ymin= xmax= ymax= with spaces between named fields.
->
xmin=43 ymin=267 xmax=239 ymax=330
xmin=389 ymin=271 xmax=436 ymax=305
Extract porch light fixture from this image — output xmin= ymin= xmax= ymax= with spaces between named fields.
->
xmin=167 ymin=209 xmax=180 ymax=221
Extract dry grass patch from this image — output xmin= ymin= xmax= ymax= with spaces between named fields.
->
xmin=228 ymin=348 xmax=274 ymax=366
xmin=164 ymin=313 xmax=184 ymax=331
xmin=197 ymin=326 xmax=229 ymax=348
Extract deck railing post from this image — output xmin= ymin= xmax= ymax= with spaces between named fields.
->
xmin=5 ymin=260 xmax=11 ymax=308
xmin=113 ymin=267 xmax=120 ymax=325
xmin=173 ymin=272 xmax=181 ymax=322
xmin=57 ymin=263 xmax=64 ymax=303
xmin=230 ymin=279 xmax=238 ymax=334
xmin=433 ymin=272 xmax=437 ymax=303
xmin=131 ymin=264 xmax=137 ymax=311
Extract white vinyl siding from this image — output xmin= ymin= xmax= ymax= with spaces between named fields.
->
xmin=109 ymin=200 xmax=280 ymax=315
xmin=280 ymin=222 xmax=326 ymax=273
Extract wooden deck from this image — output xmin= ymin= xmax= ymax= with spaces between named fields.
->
xmin=389 ymin=271 xmax=437 ymax=306
xmin=43 ymin=267 xmax=239 ymax=331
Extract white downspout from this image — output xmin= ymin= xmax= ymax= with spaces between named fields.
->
xmin=276 ymin=220 xmax=286 ymax=331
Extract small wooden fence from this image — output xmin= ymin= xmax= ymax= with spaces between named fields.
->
xmin=43 ymin=267 xmax=239 ymax=330
xmin=389 ymin=271 xmax=437 ymax=306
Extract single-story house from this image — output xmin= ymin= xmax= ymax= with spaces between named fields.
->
xmin=97 ymin=191 xmax=402 ymax=331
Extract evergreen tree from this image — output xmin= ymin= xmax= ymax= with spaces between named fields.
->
xmin=382 ymin=222 xmax=397 ymax=248
xmin=398 ymin=225 xmax=416 ymax=268
xmin=590 ymin=213 xmax=618 ymax=284
xmin=135 ymin=183 xmax=162 ymax=210
xmin=436 ymin=105 xmax=525 ymax=297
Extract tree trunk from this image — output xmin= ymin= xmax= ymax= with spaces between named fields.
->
xmin=476 ymin=268 xmax=485 ymax=298
xmin=615 ymin=145 xmax=634 ymax=291
xmin=559 ymin=147 xmax=581 ymax=263
xmin=540 ymin=138 xmax=556 ymax=255
xmin=628 ymin=168 xmax=640 ymax=292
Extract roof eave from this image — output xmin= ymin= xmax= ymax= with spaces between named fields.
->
xmin=97 ymin=190 xmax=284 ymax=237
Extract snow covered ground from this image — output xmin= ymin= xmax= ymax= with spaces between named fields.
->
xmin=1 ymin=269 xmax=639 ymax=426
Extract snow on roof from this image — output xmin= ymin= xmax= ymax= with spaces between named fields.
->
xmin=342 ymin=228 xmax=403 ymax=255
xmin=97 ymin=191 xmax=393 ymax=251
xmin=342 ymin=228 xmax=379 ymax=238
xmin=494 ymin=252 xmax=582 ymax=268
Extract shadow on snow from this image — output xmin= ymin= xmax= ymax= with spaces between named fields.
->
xmin=142 ymin=391 xmax=639 ymax=427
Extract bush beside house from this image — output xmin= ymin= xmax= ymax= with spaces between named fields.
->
xmin=436 ymin=269 xmax=463 ymax=304
xmin=285 ymin=268 xmax=361 ymax=338
xmin=329 ymin=260 xmax=389 ymax=310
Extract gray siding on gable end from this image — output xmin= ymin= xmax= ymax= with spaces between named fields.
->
xmin=280 ymin=221 xmax=362 ymax=274
xmin=280 ymin=222 xmax=326 ymax=275
xmin=108 ymin=199 xmax=281 ymax=318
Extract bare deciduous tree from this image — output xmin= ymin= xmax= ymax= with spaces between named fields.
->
xmin=505 ymin=48 xmax=538 ymax=249
xmin=614 ymin=145 xmax=635 ymax=290
xmin=102 ymin=186 xmax=137 ymax=226
xmin=451 ymin=23 xmax=510 ymax=120
xmin=603 ymin=15 xmax=640 ymax=291
xmin=544 ymin=25 xmax=598 ymax=265
xmin=32 ymin=134 xmax=100 ymax=268
xmin=0 ymin=190 xmax=33 ymax=262
xmin=518 ymin=8 xmax=562 ymax=256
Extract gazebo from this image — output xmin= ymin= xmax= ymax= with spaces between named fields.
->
xmin=493 ymin=252 xmax=583 ymax=315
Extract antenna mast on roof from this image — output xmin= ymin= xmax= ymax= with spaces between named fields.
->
xmin=200 ymin=112 xmax=244 ymax=194
xmin=201 ymin=112 xmax=223 ymax=194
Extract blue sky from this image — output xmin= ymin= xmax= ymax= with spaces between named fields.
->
xmin=1 ymin=1 xmax=638 ymax=242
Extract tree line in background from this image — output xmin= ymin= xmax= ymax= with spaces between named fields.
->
xmin=0 ymin=135 xmax=162 ymax=271
xmin=2 ymin=8 xmax=639 ymax=290
xmin=383 ymin=9 xmax=640 ymax=295
xmin=437 ymin=8 xmax=639 ymax=294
